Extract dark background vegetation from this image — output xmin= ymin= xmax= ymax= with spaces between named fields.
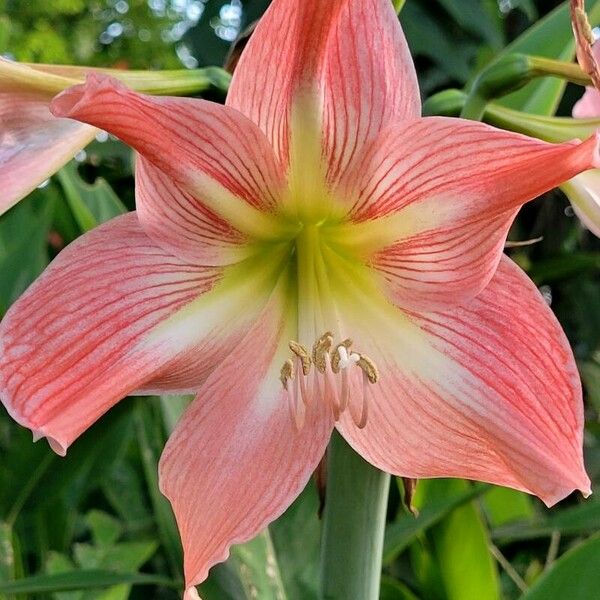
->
xmin=0 ymin=1 xmax=599 ymax=599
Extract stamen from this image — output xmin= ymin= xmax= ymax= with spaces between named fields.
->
xmin=295 ymin=356 xmax=311 ymax=408
xmin=357 ymin=354 xmax=379 ymax=384
xmin=280 ymin=359 xmax=294 ymax=390
xmin=349 ymin=370 xmax=369 ymax=429
xmin=312 ymin=332 xmax=333 ymax=374
xmin=340 ymin=368 xmax=350 ymax=411
xmin=323 ymin=356 xmax=341 ymax=421
xmin=289 ymin=340 xmax=311 ymax=375
xmin=293 ymin=370 xmax=306 ymax=430
xmin=282 ymin=334 xmax=379 ymax=429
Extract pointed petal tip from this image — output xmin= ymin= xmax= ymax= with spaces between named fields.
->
xmin=183 ymin=586 xmax=201 ymax=600
xmin=540 ymin=467 xmax=592 ymax=508
xmin=2 ymin=396 xmax=68 ymax=457
xmin=49 ymin=72 xmax=124 ymax=119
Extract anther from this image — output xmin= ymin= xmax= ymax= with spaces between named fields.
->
xmin=289 ymin=340 xmax=311 ymax=376
xmin=312 ymin=332 xmax=333 ymax=374
xmin=280 ymin=359 xmax=294 ymax=390
xmin=357 ymin=354 xmax=379 ymax=384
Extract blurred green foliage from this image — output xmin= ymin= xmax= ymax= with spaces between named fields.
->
xmin=1 ymin=1 xmax=600 ymax=600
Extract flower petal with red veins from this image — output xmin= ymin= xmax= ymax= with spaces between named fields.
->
xmin=0 ymin=212 xmax=260 ymax=455
xmin=136 ymin=158 xmax=248 ymax=266
xmin=0 ymin=92 xmax=96 ymax=215
xmin=227 ymin=0 xmax=419 ymax=173
xmin=335 ymin=256 xmax=590 ymax=507
xmin=341 ymin=117 xmax=600 ymax=310
xmin=159 ymin=289 xmax=333 ymax=596
xmin=50 ymin=74 xmax=285 ymax=238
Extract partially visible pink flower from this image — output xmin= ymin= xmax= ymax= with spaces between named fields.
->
xmin=0 ymin=59 xmax=97 ymax=214
xmin=566 ymin=42 xmax=600 ymax=235
xmin=573 ymin=41 xmax=600 ymax=117
xmin=0 ymin=59 xmax=218 ymax=216
xmin=0 ymin=0 xmax=595 ymax=597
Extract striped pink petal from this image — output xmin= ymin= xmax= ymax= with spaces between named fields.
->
xmin=159 ymin=290 xmax=333 ymax=596
xmin=136 ymin=158 xmax=248 ymax=266
xmin=0 ymin=213 xmax=237 ymax=455
xmin=0 ymin=91 xmax=96 ymax=215
xmin=336 ymin=256 xmax=590 ymax=507
xmin=227 ymin=0 xmax=419 ymax=175
xmin=50 ymin=73 xmax=285 ymax=242
xmin=343 ymin=117 xmax=600 ymax=311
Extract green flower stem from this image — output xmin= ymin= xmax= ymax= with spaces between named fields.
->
xmin=120 ymin=66 xmax=231 ymax=97
xmin=320 ymin=431 xmax=390 ymax=600
xmin=527 ymin=55 xmax=592 ymax=87
xmin=424 ymin=88 xmax=600 ymax=143
xmin=460 ymin=53 xmax=593 ymax=120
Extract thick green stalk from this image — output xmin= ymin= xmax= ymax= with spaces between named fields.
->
xmin=320 ymin=432 xmax=390 ymax=600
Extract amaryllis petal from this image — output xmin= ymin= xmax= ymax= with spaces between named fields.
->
xmin=50 ymin=74 xmax=286 ymax=239
xmin=136 ymin=158 xmax=248 ymax=266
xmin=336 ymin=256 xmax=589 ymax=507
xmin=159 ymin=289 xmax=333 ymax=595
xmin=227 ymin=0 xmax=419 ymax=174
xmin=0 ymin=91 xmax=96 ymax=214
xmin=340 ymin=117 xmax=600 ymax=310
xmin=0 ymin=213 xmax=224 ymax=455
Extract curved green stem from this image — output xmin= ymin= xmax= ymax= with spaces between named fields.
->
xmin=320 ymin=432 xmax=390 ymax=600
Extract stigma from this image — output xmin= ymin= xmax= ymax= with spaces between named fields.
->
xmin=280 ymin=332 xmax=379 ymax=431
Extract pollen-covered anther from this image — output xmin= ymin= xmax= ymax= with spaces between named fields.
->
xmin=357 ymin=354 xmax=379 ymax=384
xmin=280 ymin=359 xmax=294 ymax=390
xmin=312 ymin=331 xmax=333 ymax=374
xmin=289 ymin=340 xmax=311 ymax=376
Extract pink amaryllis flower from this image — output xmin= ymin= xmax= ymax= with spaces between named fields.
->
xmin=0 ymin=0 xmax=596 ymax=596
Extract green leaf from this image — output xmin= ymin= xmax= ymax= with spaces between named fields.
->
xmin=270 ymin=484 xmax=321 ymax=598
xmin=134 ymin=400 xmax=182 ymax=577
xmin=383 ymin=482 xmax=489 ymax=564
xmin=0 ymin=523 xmax=14 ymax=582
xmin=521 ymin=535 xmax=600 ymax=600
xmin=412 ymin=480 xmax=499 ymax=600
xmin=493 ymin=497 xmax=600 ymax=542
xmin=580 ymin=360 xmax=600 ymax=412
xmin=26 ymin=402 xmax=134 ymax=511
xmin=436 ymin=0 xmax=504 ymax=48
xmin=482 ymin=487 xmax=535 ymax=528
xmin=0 ymin=187 xmax=55 ymax=315
xmin=57 ymin=162 xmax=127 ymax=232
xmin=85 ymin=512 xmax=122 ymax=548
xmin=0 ymin=571 xmax=177 ymax=594
xmin=229 ymin=530 xmax=287 ymax=600
xmin=380 ymin=575 xmax=421 ymax=600
xmin=528 ymin=253 xmax=600 ymax=284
